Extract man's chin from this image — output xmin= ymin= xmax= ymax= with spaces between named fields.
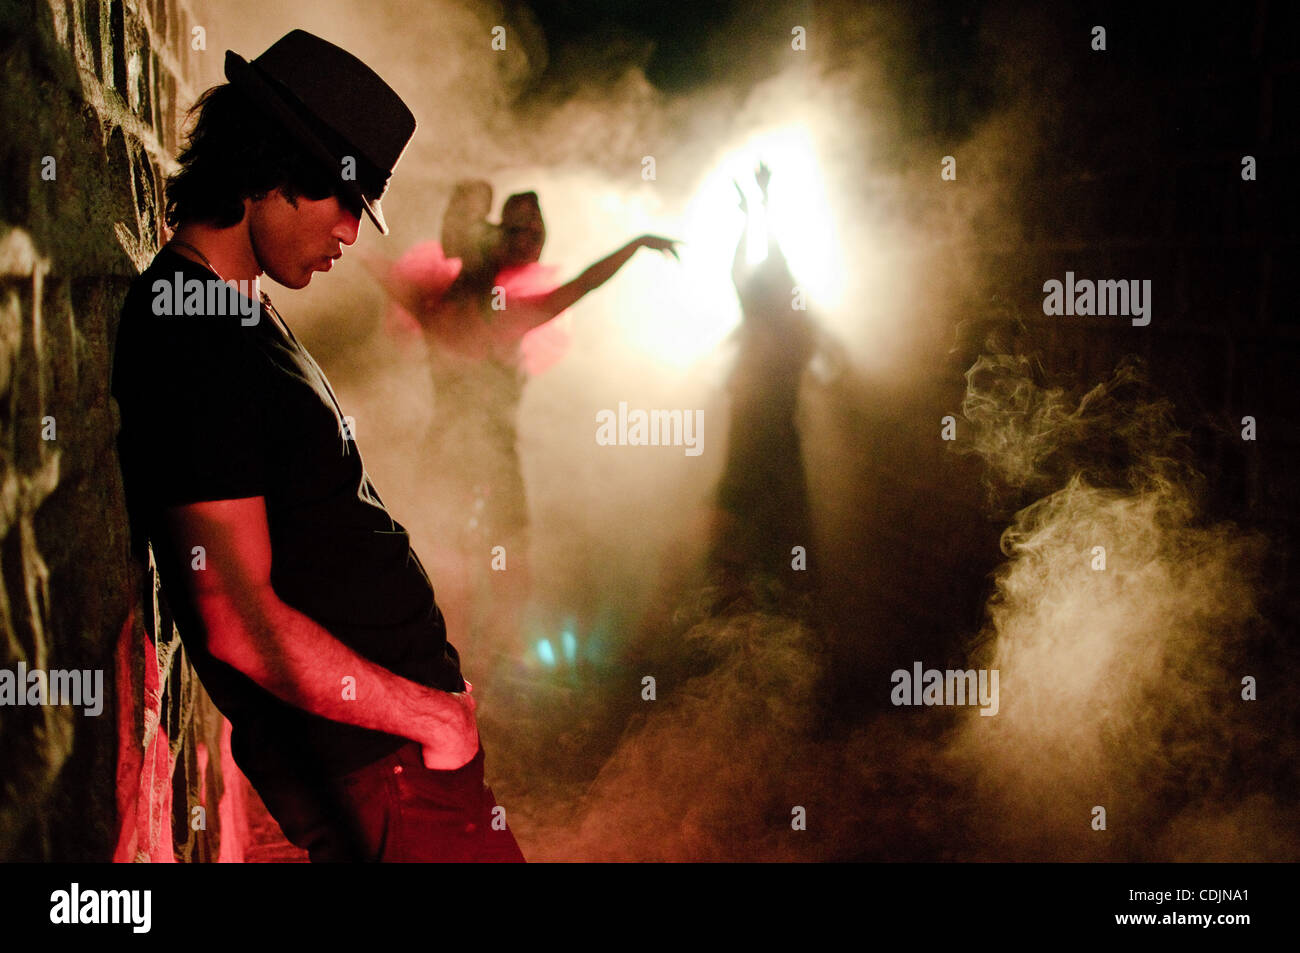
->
xmin=266 ymin=269 xmax=313 ymax=290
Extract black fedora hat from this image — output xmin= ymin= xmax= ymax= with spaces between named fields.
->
xmin=224 ymin=29 xmax=416 ymax=234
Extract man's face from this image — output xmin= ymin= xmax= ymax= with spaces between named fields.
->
xmin=246 ymin=188 xmax=361 ymax=289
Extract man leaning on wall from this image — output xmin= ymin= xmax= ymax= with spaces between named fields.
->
xmin=110 ymin=29 xmax=525 ymax=862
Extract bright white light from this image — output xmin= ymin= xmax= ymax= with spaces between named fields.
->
xmin=617 ymin=122 xmax=843 ymax=370
xmin=695 ymin=123 xmax=844 ymax=297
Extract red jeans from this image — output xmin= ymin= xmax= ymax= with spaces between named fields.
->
xmin=256 ymin=741 xmax=526 ymax=862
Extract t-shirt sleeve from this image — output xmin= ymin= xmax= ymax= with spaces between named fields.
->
xmin=119 ymin=313 xmax=271 ymax=507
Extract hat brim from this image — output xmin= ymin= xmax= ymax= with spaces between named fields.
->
xmin=224 ymin=50 xmax=389 ymax=235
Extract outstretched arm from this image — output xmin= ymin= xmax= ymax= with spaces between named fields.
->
xmin=498 ymin=233 xmax=680 ymax=338
xmin=755 ymin=162 xmax=783 ymax=263
xmin=734 ymin=164 xmax=774 ymax=278
xmin=545 ymin=234 xmax=679 ymax=316
xmin=732 ymin=180 xmax=750 ymax=288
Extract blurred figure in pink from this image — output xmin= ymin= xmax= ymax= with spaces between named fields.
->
xmin=368 ymin=182 xmax=679 ymax=661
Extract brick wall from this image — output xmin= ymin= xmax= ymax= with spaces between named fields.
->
xmin=0 ymin=0 xmax=244 ymax=862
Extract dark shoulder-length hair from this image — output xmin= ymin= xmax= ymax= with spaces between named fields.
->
xmin=164 ymin=83 xmax=343 ymax=229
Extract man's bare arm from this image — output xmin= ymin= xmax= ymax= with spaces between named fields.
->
xmin=160 ymin=496 xmax=478 ymax=769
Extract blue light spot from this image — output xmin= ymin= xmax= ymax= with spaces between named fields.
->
xmin=562 ymin=629 xmax=577 ymax=664
xmin=536 ymin=639 xmax=556 ymax=667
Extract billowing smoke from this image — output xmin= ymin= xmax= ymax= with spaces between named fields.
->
xmin=947 ymin=352 xmax=1290 ymax=860
xmin=520 ymin=347 xmax=1294 ymax=862
xmin=535 ymin=608 xmax=826 ymax=861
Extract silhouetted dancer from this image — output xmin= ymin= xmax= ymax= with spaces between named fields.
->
xmin=710 ymin=164 xmax=817 ymax=613
xmin=367 ymin=186 xmax=679 ymax=659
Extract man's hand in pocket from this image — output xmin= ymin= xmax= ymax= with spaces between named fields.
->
xmin=421 ymin=683 xmax=479 ymax=770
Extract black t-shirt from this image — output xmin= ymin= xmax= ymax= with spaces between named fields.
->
xmin=111 ymin=246 xmax=464 ymax=782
